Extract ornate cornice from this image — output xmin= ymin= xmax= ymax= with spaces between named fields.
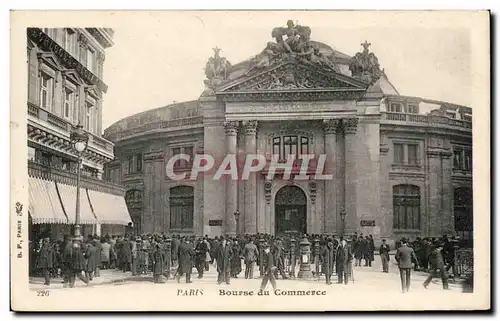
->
xmin=27 ymin=28 xmax=108 ymax=93
xmin=343 ymin=118 xmax=359 ymax=135
xmin=243 ymin=120 xmax=258 ymax=136
xmin=224 ymin=120 xmax=239 ymax=136
xmin=219 ymin=89 xmax=365 ymax=102
xmin=27 ymin=124 xmax=113 ymax=164
xmin=323 ymin=119 xmax=342 ymax=135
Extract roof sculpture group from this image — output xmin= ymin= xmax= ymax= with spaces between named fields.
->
xmin=202 ymin=20 xmax=384 ymax=95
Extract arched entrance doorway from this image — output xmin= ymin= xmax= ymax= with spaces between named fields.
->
xmin=274 ymin=185 xmax=307 ymax=236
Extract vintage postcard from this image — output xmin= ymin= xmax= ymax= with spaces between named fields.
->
xmin=10 ymin=10 xmax=490 ymax=311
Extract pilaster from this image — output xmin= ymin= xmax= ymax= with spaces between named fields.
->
xmin=323 ymin=119 xmax=341 ymax=234
xmin=224 ymin=120 xmax=239 ymax=236
xmin=343 ymin=117 xmax=359 ymax=235
xmin=243 ymin=120 xmax=258 ymax=234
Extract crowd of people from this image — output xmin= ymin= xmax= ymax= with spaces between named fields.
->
xmin=29 ymin=231 xmax=467 ymax=291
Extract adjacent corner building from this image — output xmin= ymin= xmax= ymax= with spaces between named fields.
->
xmin=27 ymin=28 xmax=133 ymax=240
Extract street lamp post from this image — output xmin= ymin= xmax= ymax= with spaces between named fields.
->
xmin=234 ymin=210 xmax=240 ymax=236
xmin=70 ymin=124 xmax=89 ymax=242
xmin=339 ymin=207 xmax=347 ymax=238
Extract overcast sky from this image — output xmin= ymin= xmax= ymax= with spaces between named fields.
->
xmin=101 ymin=11 xmax=473 ymax=129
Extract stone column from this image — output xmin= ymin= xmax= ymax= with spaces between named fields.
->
xmin=224 ymin=120 xmax=239 ymax=236
xmin=323 ymin=119 xmax=341 ymax=234
xmin=243 ymin=120 xmax=258 ymax=234
xmin=343 ymin=118 xmax=359 ymax=235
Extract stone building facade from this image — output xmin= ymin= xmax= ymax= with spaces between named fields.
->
xmin=27 ymin=28 xmax=132 ymax=240
xmin=104 ymin=22 xmax=472 ymax=245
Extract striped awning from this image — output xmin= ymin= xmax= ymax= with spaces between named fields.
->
xmin=56 ymin=182 xmax=98 ymax=225
xmin=28 ymin=177 xmax=68 ymax=224
xmin=87 ymin=189 xmax=132 ymax=226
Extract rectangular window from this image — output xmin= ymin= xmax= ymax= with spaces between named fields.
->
xmin=127 ymin=156 xmax=134 ymax=174
xmin=300 ymin=137 xmax=309 ymax=155
xmin=453 ymin=148 xmax=463 ymax=169
xmin=172 ymin=147 xmax=181 ymax=156
xmin=136 ymin=153 xmax=143 ymax=172
xmin=407 ymin=144 xmax=419 ymax=165
xmin=283 ymin=136 xmax=298 ymax=159
xmin=390 ymin=103 xmax=403 ymax=113
xmin=464 ymin=149 xmax=472 ymax=171
xmin=272 ymin=137 xmax=281 ymax=158
xmin=85 ymin=102 xmax=93 ymax=132
xmin=407 ymin=104 xmax=419 ymax=114
xmin=87 ymin=47 xmax=96 ymax=73
xmin=39 ymin=73 xmax=53 ymax=109
xmin=393 ymin=143 xmax=404 ymax=164
xmin=63 ymin=28 xmax=76 ymax=55
xmin=64 ymin=88 xmax=73 ymax=119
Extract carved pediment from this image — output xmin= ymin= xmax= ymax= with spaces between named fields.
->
xmin=63 ymin=69 xmax=84 ymax=86
xmin=85 ymin=85 xmax=103 ymax=99
xmin=218 ymin=60 xmax=368 ymax=93
xmin=37 ymin=52 xmax=64 ymax=70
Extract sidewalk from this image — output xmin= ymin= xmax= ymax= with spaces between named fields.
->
xmin=29 ymin=269 xmax=152 ymax=290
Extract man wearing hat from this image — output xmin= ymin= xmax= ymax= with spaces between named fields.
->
xmin=321 ymin=238 xmax=335 ymax=285
xmin=335 ymin=237 xmax=352 ymax=284
xmin=36 ymin=236 xmax=56 ymax=286
xmin=395 ymin=238 xmax=419 ymax=293
xmin=423 ymin=242 xmax=450 ymax=290
xmin=379 ymin=239 xmax=391 ymax=273
xmin=215 ymin=237 xmax=233 ymax=285
xmin=259 ymin=242 xmax=277 ymax=292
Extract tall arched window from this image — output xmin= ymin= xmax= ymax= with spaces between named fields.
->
xmin=454 ymin=187 xmax=473 ymax=241
xmin=393 ymin=185 xmax=421 ymax=230
xmin=170 ymin=186 xmax=194 ymax=230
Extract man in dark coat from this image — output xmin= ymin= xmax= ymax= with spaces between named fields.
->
xmin=395 ymin=238 xmax=419 ymax=293
xmin=379 ymin=239 xmax=391 ymax=273
xmin=93 ymin=235 xmax=102 ymax=277
xmin=275 ymin=239 xmax=288 ymax=279
xmin=152 ymin=243 xmax=166 ymax=283
xmin=336 ymin=239 xmax=352 ymax=284
xmin=215 ymin=237 xmax=233 ymax=285
xmin=64 ymin=239 xmax=89 ymax=288
xmin=423 ymin=242 xmax=450 ymax=290
xmin=231 ymin=240 xmax=242 ymax=278
xmin=85 ymin=241 xmax=98 ymax=281
xmin=321 ymin=238 xmax=335 ymax=284
xmin=36 ymin=237 xmax=56 ymax=285
xmin=163 ymin=238 xmax=172 ymax=279
xmin=194 ymin=237 xmax=209 ymax=279
xmin=243 ymin=238 xmax=259 ymax=279
xmin=171 ymin=235 xmax=180 ymax=266
xmin=368 ymin=235 xmax=375 ymax=267
xmin=259 ymin=242 xmax=277 ymax=291
xmin=353 ymin=235 xmax=362 ymax=266
xmin=176 ymin=239 xmax=195 ymax=283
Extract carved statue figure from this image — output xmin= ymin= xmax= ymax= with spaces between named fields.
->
xmin=349 ymin=40 xmax=383 ymax=84
xmin=245 ymin=42 xmax=282 ymax=75
xmin=271 ymin=20 xmax=312 ymax=54
xmin=204 ymin=46 xmax=232 ymax=88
